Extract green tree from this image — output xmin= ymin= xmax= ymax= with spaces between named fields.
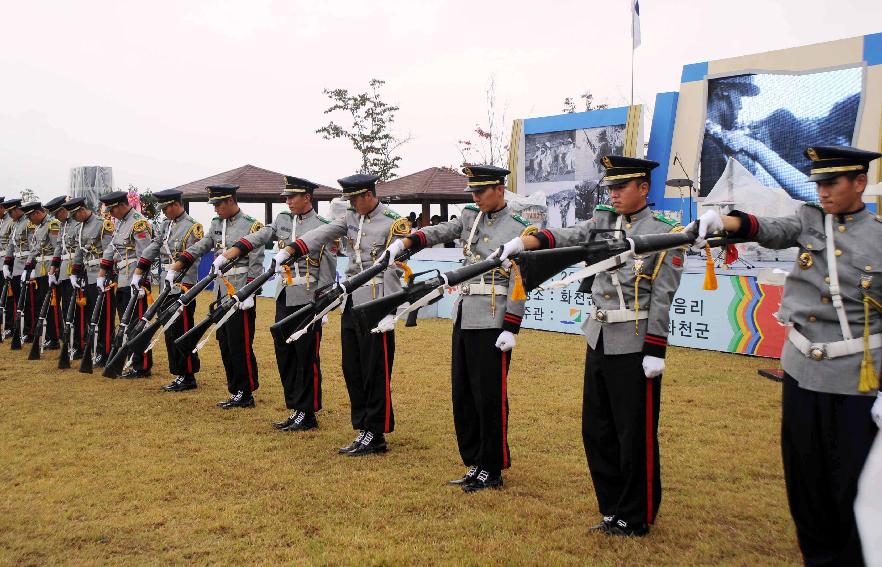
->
xmin=316 ymin=78 xmax=411 ymax=182
xmin=20 ymin=188 xmax=38 ymax=203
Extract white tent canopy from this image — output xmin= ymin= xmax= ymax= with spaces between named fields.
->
xmin=701 ymin=157 xmax=801 ymax=217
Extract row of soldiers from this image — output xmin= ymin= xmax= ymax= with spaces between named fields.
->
xmin=2 ymin=146 xmax=881 ymax=564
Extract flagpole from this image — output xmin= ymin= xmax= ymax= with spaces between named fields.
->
xmin=630 ymin=1 xmax=635 ymax=106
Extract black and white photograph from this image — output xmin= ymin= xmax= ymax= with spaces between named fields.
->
xmin=525 ymin=131 xmax=577 ymax=183
xmin=700 ymin=68 xmax=862 ymax=200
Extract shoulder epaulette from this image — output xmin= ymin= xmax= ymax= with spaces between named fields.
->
xmin=132 ymin=219 xmax=150 ymax=233
xmin=464 ymin=204 xmax=479 ymax=213
xmin=804 ymin=202 xmax=824 ymax=211
xmin=596 ymin=204 xmax=617 ymax=214
xmin=512 ymin=213 xmax=531 ymax=227
xmin=317 ymin=215 xmax=330 ymax=224
xmin=102 ymin=219 xmax=115 ymax=234
xmin=48 ymin=219 xmax=61 ymax=231
xmin=250 ymin=221 xmax=263 ymax=233
xmin=384 ymin=209 xmax=401 ymax=220
xmin=244 ymin=214 xmax=257 ymax=222
xmin=652 ymin=212 xmax=679 ymax=226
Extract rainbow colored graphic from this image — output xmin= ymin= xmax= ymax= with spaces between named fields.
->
xmin=725 ymin=276 xmax=785 ymax=357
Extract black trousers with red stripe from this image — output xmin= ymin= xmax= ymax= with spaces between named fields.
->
xmin=451 ymin=317 xmax=512 ymax=475
xmin=275 ymin=298 xmax=322 ymax=413
xmin=781 ymin=373 xmax=875 ymax=566
xmin=340 ymin=302 xmax=395 ymax=434
xmin=1 ymin=274 xmax=13 ymax=330
xmin=11 ymin=276 xmax=39 ymax=338
xmin=216 ymin=305 xmax=258 ymax=395
xmin=83 ymin=283 xmax=114 ymax=358
xmin=55 ymin=279 xmax=74 ymax=343
xmin=115 ymin=286 xmax=152 ymax=372
xmin=583 ymin=334 xmax=661 ymax=527
xmin=163 ymin=297 xmax=199 ymax=377
xmin=32 ymin=276 xmax=61 ymax=341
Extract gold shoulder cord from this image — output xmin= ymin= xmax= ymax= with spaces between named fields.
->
xmin=633 ymin=225 xmax=686 ymax=334
xmin=860 ymin=293 xmax=882 ymax=392
xmin=386 ymin=217 xmax=411 ymax=247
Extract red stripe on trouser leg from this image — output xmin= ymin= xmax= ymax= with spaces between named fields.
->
xmin=313 ymin=330 xmax=321 ymax=412
xmin=243 ymin=309 xmax=255 ymax=391
xmin=646 ymin=377 xmax=654 ymax=525
xmin=383 ymin=333 xmax=391 ymax=433
xmin=79 ymin=303 xmax=85 ymax=348
xmin=501 ymin=350 xmax=509 ymax=468
xmin=182 ymin=304 xmax=193 ymax=374
xmin=104 ymin=291 xmax=112 ymax=352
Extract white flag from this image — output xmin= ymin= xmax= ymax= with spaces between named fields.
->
xmin=632 ymin=0 xmax=641 ymax=49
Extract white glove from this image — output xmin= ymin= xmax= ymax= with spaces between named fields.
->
xmin=237 ymin=295 xmax=255 ymax=311
xmin=165 ymin=269 xmax=177 ymax=285
xmin=321 ymin=315 xmax=329 ymax=326
xmin=380 ymin=239 xmax=406 ymax=263
xmin=872 ymin=392 xmax=882 ymax=428
xmin=642 ymin=355 xmax=665 ymax=378
xmin=697 ymin=209 xmax=724 ymax=239
xmin=2 ymin=266 xmax=10 ymax=279
xmin=273 ymin=248 xmax=291 ymax=272
xmin=372 ymin=314 xmax=396 ymax=333
xmin=131 ymin=273 xmax=142 ymax=288
xmin=70 ymin=274 xmax=80 ymax=289
xmin=96 ymin=276 xmax=106 ymax=289
xmin=495 ymin=330 xmax=516 ymax=352
xmin=500 ymin=237 xmax=525 ymax=261
xmin=48 ymin=273 xmax=58 ymax=286
xmin=134 ymin=285 xmax=145 ymax=298
xmin=20 ymin=271 xmax=28 ymax=283
xmin=212 ymin=255 xmax=229 ymax=271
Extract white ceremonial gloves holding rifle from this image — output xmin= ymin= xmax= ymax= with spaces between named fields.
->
xmin=689 ymin=209 xmax=725 ymax=248
xmin=381 ymin=239 xmax=407 ymax=264
xmin=499 ymin=237 xmax=524 ymax=262
xmin=372 ymin=315 xmax=395 ymax=334
xmin=2 ymin=265 xmax=9 ymax=279
xmin=273 ymin=248 xmax=291 ymax=271
xmin=872 ymin=393 xmax=882 ymax=428
xmin=130 ymin=272 xmax=145 ymax=298
xmin=495 ymin=331 xmax=516 ymax=352
xmin=212 ymin=255 xmax=229 ymax=271
xmin=96 ymin=275 xmax=106 ymax=289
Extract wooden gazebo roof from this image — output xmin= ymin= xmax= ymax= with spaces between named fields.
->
xmin=175 ymin=164 xmax=339 ymax=202
xmin=376 ymin=167 xmax=471 ymax=203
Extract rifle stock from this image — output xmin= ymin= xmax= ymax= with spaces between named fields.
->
xmin=28 ymin=283 xmax=56 ymax=360
xmin=58 ymin=288 xmax=81 ymax=369
xmin=102 ymin=286 xmax=143 ymax=377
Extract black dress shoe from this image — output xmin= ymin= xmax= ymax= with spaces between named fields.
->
xmin=604 ymin=519 xmax=649 ymax=537
xmin=338 ymin=431 xmax=366 ymax=454
xmin=121 ymin=368 xmax=151 ymax=379
xmin=448 ymin=466 xmax=478 ymax=485
xmin=273 ymin=412 xmax=300 ymax=430
xmin=462 ymin=470 xmax=503 ymax=493
xmin=347 ymin=431 xmax=387 ymax=457
xmin=162 ymin=375 xmax=196 ymax=392
xmin=284 ymin=411 xmax=317 ymax=432
xmin=42 ymin=339 xmax=60 ymax=350
xmin=219 ymin=391 xmax=255 ymax=409
xmin=589 ymin=516 xmax=615 ymax=532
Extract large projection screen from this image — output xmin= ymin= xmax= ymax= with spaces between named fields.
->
xmin=665 ymin=33 xmax=882 ymax=211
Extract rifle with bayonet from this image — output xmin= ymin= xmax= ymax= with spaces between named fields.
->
xmin=28 ymin=280 xmax=57 ymax=360
xmin=11 ymin=270 xmax=32 ymax=350
xmin=174 ymin=257 xmax=284 ymax=354
xmin=125 ymin=261 xmax=234 ymax=356
xmin=103 ymin=269 xmax=186 ymax=371
xmin=0 ymin=278 xmax=10 ymax=343
xmin=269 ymin=249 xmax=414 ymax=344
xmin=58 ymin=287 xmax=83 ymax=369
xmin=80 ymin=279 xmax=111 ymax=374
xmin=351 ymin=252 xmax=504 ymax=334
xmin=101 ymin=284 xmax=145 ymax=377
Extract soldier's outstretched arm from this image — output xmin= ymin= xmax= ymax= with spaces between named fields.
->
xmin=282 ymin=217 xmax=347 ymax=260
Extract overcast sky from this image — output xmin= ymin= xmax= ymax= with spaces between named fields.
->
xmin=2 ymin=0 xmax=881 ymax=206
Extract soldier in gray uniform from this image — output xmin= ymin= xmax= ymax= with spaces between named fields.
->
xmin=5 ymin=200 xmax=38 ymax=341
xmin=274 ymin=173 xmax=410 ymax=456
xmin=1 ymin=198 xmax=22 ymax=337
xmin=383 ymin=165 xmax=535 ymax=492
xmin=502 ymin=156 xmax=685 ymax=536
xmin=49 ymin=197 xmax=82 ymax=356
xmin=223 ymin=176 xmax=337 ymax=431
xmin=697 ymin=145 xmax=882 ymax=565
xmin=23 ymin=197 xmax=68 ymax=349
xmin=97 ymin=191 xmax=155 ymax=378
xmin=134 ymin=189 xmax=204 ymax=391
xmin=70 ymin=199 xmax=116 ymax=365
xmin=168 ymin=184 xmax=265 ymax=409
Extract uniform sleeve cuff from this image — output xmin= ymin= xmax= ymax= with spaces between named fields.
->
xmin=290 ymin=239 xmax=308 ymax=258
xmin=502 ymin=313 xmax=523 ymax=334
xmin=136 ymin=257 xmax=152 ymax=271
xmin=4 ymin=256 xmax=12 ymax=267
xmin=100 ymin=258 xmax=113 ymax=269
xmin=235 ymin=238 xmax=254 ymax=252
xmin=727 ymin=210 xmax=758 ymax=239
xmin=642 ymin=334 xmax=668 ymax=358
xmin=51 ymin=257 xmax=62 ymax=268
xmin=406 ymin=232 xmax=427 ymax=251
xmin=534 ymin=229 xmax=556 ymax=249
xmin=178 ymin=251 xmax=195 ymax=269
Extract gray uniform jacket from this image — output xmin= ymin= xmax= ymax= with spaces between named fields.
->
xmin=4 ymin=216 xmax=34 ymax=276
xmin=24 ymin=215 xmax=58 ymax=277
xmin=543 ymin=205 xmax=685 ymax=357
xmin=0 ymin=213 xmax=13 ymax=252
xmin=180 ymin=209 xmax=264 ymax=299
xmin=51 ymin=218 xmax=79 ymax=281
xmin=243 ymin=209 xmax=337 ymax=306
xmin=293 ymin=203 xmax=409 ymax=307
xmin=137 ymin=212 xmax=203 ymax=286
xmin=72 ymin=213 xmax=115 ymax=284
xmin=100 ymin=208 xmax=153 ymax=287
xmin=733 ymin=204 xmax=882 ymax=396
xmin=411 ymin=204 xmax=535 ymax=332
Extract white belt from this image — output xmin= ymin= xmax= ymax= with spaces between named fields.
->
xmin=161 ymin=263 xmax=172 ymax=271
xmin=14 ymin=251 xmax=29 ymax=258
xmin=116 ymin=258 xmax=138 ymax=269
xmin=788 ymin=328 xmax=882 ymax=361
xmin=461 ymin=283 xmax=508 ymax=296
xmin=590 ymin=305 xmax=650 ymax=324
xmin=222 ymin=267 xmax=249 ymax=276
xmin=59 ymin=253 xmax=72 ymax=261
xmin=86 ymin=259 xmax=103 ymax=267
xmin=286 ymin=275 xmax=316 ymax=286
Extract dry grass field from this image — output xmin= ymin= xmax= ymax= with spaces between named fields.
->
xmin=0 ymin=294 xmax=801 ymax=565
